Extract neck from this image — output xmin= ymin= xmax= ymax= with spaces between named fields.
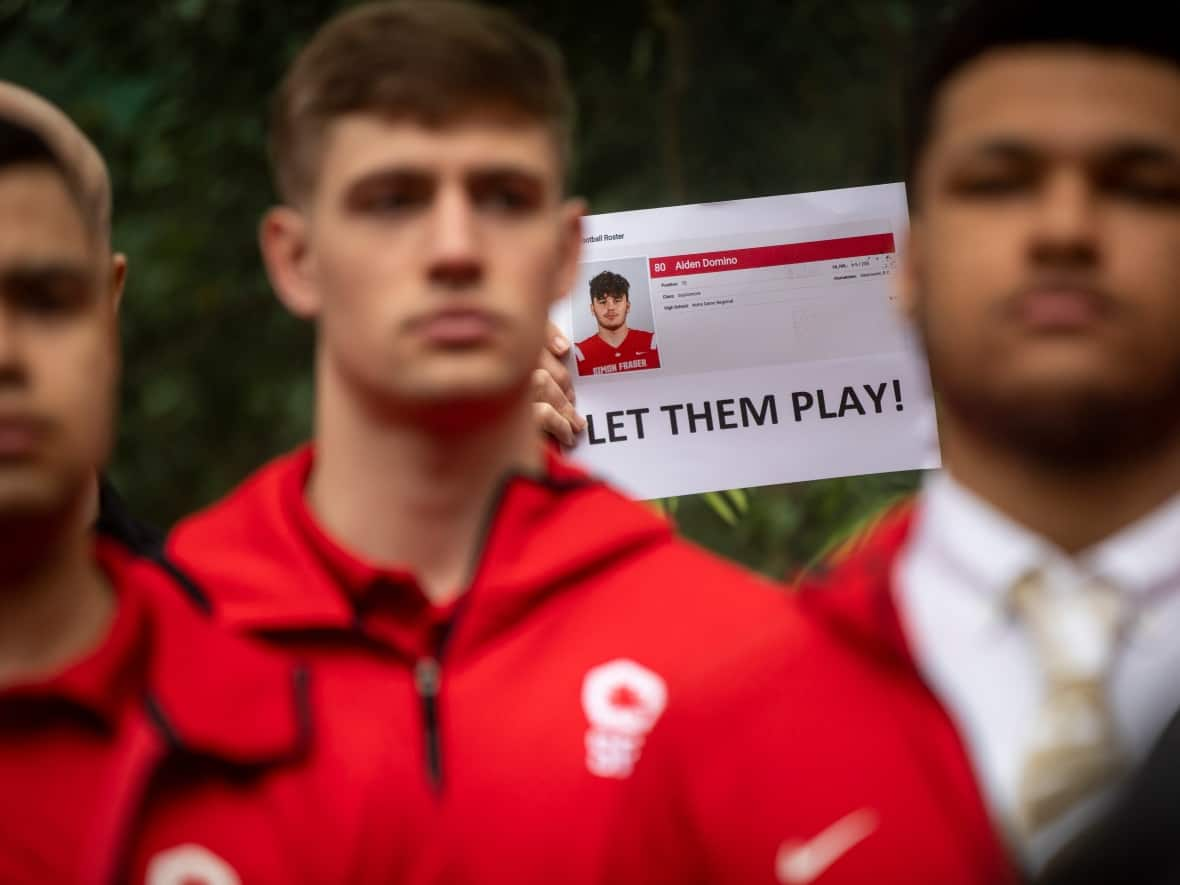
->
xmin=0 ymin=497 xmax=114 ymax=687
xmin=308 ymin=369 xmax=545 ymax=605
xmin=597 ymin=325 xmax=630 ymax=348
xmin=940 ymin=415 xmax=1180 ymax=554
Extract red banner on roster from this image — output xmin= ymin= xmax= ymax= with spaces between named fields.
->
xmin=648 ymin=232 xmax=895 ymax=278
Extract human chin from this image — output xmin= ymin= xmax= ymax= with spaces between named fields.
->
xmin=410 ymin=353 xmax=528 ymax=401
xmin=0 ymin=467 xmax=75 ymax=520
xmin=937 ymin=321 xmax=1180 ymax=466
xmin=999 ymin=345 xmax=1126 ymax=394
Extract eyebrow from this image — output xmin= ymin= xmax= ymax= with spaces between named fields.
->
xmin=0 ymin=261 xmax=91 ymax=290
xmin=345 ymin=163 xmax=549 ymax=193
xmin=953 ymin=137 xmax=1180 ymax=168
xmin=0 ymin=261 xmax=89 ymax=281
xmin=1095 ymin=141 xmax=1180 ymax=168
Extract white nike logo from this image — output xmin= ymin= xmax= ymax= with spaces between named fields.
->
xmin=775 ymin=808 xmax=879 ymax=884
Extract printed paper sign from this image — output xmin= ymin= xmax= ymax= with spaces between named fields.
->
xmin=554 ymin=184 xmax=940 ymax=500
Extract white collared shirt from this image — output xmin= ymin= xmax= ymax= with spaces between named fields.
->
xmin=895 ymin=471 xmax=1180 ymax=871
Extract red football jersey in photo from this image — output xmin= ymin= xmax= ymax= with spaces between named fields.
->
xmin=575 ymin=329 xmax=661 ymax=376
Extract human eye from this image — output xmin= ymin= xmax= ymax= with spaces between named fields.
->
xmin=349 ymin=174 xmax=433 ymax=216
xmin=947 ymin=164 xmax=1036 ymax=199
xmin=470 ymin=173 xmax=544 ymax=216
xmin=9 ymin=272 xmax=88 ymax=319
xmin=1099 ymin=169 xmax=1180 ymax=206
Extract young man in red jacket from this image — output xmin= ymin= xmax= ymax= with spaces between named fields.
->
xmin=0 ymin=82 xmax=409 ymax=885
xmin=165 ymin=2 xmax=801 ymax=882
xmin=598 ymin=2 xmax=1180 ymax=882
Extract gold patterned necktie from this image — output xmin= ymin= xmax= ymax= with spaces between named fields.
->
xmin=1010 ymin=570 xmax=1127 ymax=834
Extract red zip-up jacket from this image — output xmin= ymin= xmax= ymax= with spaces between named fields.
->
xmin=0 ymin=537 xmax=403 ymax=884
xmin=166 ymin=445 xmax=807 ymax=883
xmin=603 ymin=504 xmax=1022 ymax=885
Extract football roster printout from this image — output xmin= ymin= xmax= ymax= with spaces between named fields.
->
xmin=555 ymin=184 xmax=940 ymax=499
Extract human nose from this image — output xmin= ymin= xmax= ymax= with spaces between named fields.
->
xmin=1028 ymin=168 xmax=1101 ymax=269
xmin=0 ymin=304 xmax=28 ymax=389
xmin=426 ymin=183 xmax=482 ymax=289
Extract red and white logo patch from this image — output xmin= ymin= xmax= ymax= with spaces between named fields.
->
xmin=581 ymin=658 xmax=668 ymax=778
xmin=145 ymin=844 xmax=241 ymax=885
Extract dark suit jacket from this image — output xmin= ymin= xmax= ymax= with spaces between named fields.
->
xmin=1038 ymin=706 xmax=1180 ymax=885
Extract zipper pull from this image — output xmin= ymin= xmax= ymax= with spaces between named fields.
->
xmin=415 ymin=656 xmax=443 ymax=790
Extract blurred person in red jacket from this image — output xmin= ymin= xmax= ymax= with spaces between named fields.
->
xmin=165 ymin=2 xmax=804 ymax=882
xmin=573 ymin=1 xmax=1180 ymax=882
xmin=0 ymin=83 xmax=408 ymax=884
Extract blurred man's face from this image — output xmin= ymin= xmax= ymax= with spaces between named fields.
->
xmin=905 ymin=48 xmax=1180 ymax=465
xmin=272 ymin=113 xmax=582 ymax=422
xmin=591 ymin=291 xmax=629 ymax=332
xmin=0 ymin=163 xmax=116 ymax=518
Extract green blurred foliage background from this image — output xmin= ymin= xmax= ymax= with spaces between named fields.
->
xmin=0 ymin=0 xmax=959 ymax=577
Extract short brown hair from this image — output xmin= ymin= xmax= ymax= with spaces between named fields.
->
xmin=269 ymin=0 xmax=574 ymax=204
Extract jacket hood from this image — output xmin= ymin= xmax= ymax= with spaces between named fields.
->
xmin=167 ymin=445 xmax=675 ymax=658
xmin=795 ymin=502 xmax=920 ymax=672
xmin=100 ymin=538 xmax=310 ymax=766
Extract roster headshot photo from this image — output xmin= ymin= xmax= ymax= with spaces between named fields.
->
xmin=573 ymin=256 xmax=662 ymax=378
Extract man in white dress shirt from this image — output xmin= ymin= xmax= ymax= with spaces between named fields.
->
xmin=887 ymin=0 xmax=1180 ymax=868
xmin=588 ymin=1 xmax=1180 ymax=882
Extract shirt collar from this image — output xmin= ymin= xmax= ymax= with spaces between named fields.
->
xmin=915 ymin=471 xmax=1052 ymax=605
xmin=0 ymin=544 xmax=148 ymax=727
xmin=283 ymin=445 xmax=418 ymax=600
xmin=285 ymin=444 xmax=591 ymax=595
xmin=280 ymin=445 xmax=590 ymax=650
xmin=0 ymin=539 xmax=310 ymax=765
xmin=915 ymin=471 xmax=1180 ymax=603
xmin=282 ymin=447 xmax=460 ymax=641
xmin=1082 ymin=491 xmax=1180 ymax=599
